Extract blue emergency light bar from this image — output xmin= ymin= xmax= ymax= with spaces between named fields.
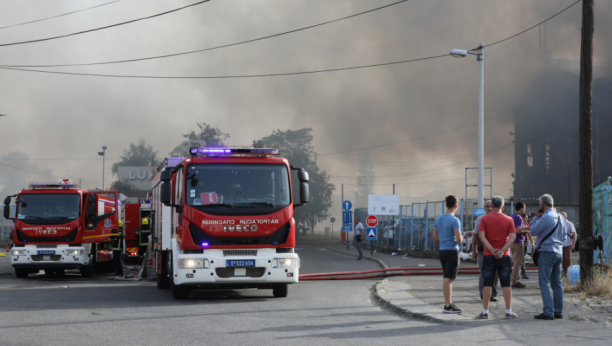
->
xmin=189 ymin=147 xmax=279 ymax=156
xmin=29 ymin=182 xmax=79 ymax=189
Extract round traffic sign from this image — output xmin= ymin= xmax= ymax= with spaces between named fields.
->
xmin=366 ymin=215 xmax=378 ymax=227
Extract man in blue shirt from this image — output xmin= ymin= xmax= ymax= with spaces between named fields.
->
xmin=433 ymin=195 xmax=463 ymax=314
xmin=530 ymin=194 xmax=566 ymax=320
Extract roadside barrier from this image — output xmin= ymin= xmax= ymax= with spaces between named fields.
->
xmin=299 ymin=266 xmax=538 ymax=281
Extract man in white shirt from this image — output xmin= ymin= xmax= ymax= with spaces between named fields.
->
xmin=561 ymin=212 xmax=576 ymax=276
xmin=354 ymin=218 xmax=365 ymax=260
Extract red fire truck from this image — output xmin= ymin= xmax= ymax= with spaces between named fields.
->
xmin=121 ymin=201 xmax=151 ymax=262
xmin=3 ymin=181 xmax=119 ymax=278
xmin=151 ymin=147 xmax=309 ymax=299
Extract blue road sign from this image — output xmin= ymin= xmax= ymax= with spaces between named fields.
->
xmin=342 ymin=200 xmax=352 ymax=211
xmin=474 ymin=208 xmax=486 ymax=216
xmin=342 ymin=211 xmax=352 ymax=225
xmin=366 ymin=227 xmax=377 ymax=240
xmin=342 ymin=226 xmax=353 ymax=232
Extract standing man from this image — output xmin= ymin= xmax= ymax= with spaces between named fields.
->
xmin=135 ymin=218 xmax=151 ymax=265
xmin=472 ymin=200 xmax=498 ymax=301
xmin=510 ymin=202 xmax=530 ymax=288
xmin=521 ymin=214 xmax=533 ymax=280
xmin=530 ymin=194 xmax=566 ymax=320
xmin=111 ymin=220 xmax=124 ymax=277
xmin=560 ymin=212 xmax=577 ymax=276
xmin=478 ymin=196 xmax=517 ymax=319
xmin=354 ymin=218 xmax=364 ymax=261
xmin=433 ymin=195 xmax=463 ymax=314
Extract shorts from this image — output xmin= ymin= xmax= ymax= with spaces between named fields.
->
xmin=482 ymin=255 xmax=511 ymax=287
xmin=439 ymin=250 xmax=460 ymax=279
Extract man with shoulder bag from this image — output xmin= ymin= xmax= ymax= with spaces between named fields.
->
xmin=529 ymin=194 xmax=566 ymax=320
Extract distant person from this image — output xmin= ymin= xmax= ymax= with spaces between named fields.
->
xmin=478 ymin=196 xmax=517 ymax=319
xmin=135 ymin=218 xmax=151 ymax=265
xmin=521 ymin=214 xmax=532 ymax=280
xmin=472 ymin=200 xmax=498 ymax=301
xmin=561 ymin=212 xmax=577 ymax=276
xmin=510 ymin=202 xmax=530 ymax=288
xmin=111 ymin=221 xmax=124 ymax=277
xmin=354 ymin=218 xmax=364 ymax=261
xmin=433 ymin=195 xmax=463 ymax=314
xmin=530 ymin=194 xmax=566 ymax=320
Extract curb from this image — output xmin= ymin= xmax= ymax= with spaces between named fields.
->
xmin=326 ymin=245 xmax=389 ymax=269
xmin=373 ymin=279 xmax=467 ymax=325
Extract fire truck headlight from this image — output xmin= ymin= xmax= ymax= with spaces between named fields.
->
xmin=64 ymin=249 xmax=84 ymax=256
xmin=271 ymin=258 xmax=300 ymax=269
xmin=12 ymin=250 xmax=27 ymax=256
xmin=178 ymin=258 xmax=209 ymax=269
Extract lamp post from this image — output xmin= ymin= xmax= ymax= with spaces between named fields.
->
xmin=450 ymin=44 xmax=485 ymax=208
xmin=98 ymin=145 xmax=107 ymax=190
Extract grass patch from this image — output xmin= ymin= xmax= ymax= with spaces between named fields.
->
xmin=564 ymin=268 xmax=612 ymax=299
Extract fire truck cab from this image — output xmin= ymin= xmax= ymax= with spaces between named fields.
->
xmin=150 ymin=147 xmax=309 ymax=299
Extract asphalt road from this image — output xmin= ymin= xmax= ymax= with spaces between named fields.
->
xmin=1 ymin=241 xmax=611 ymax=346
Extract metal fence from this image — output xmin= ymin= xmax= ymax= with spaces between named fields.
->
xmin=354 ymin=198 xmax=579 ymax=254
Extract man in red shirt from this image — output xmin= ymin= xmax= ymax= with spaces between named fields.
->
xmin=478 ymin=196 xmax=517 ymax=319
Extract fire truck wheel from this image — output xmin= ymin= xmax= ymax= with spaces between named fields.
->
xmin=168 ymin=253 xmax=189 ymax=299
xmin=15 ymin=268 xmax=29 ymax=278
xmin=273 ymin=284 xmax=288 ymax=298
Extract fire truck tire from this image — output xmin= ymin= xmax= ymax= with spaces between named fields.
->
xmin=273 ymin=284 xmax=288 ymax=298
xmin=168 ymin=252 xmax=189 ymax=299
xmin=157 ymin=251 xmax=169 ymax=289
xmin=15 ymin=268 xmax=29 ymax=278
xmin=80 ymin=248 xmax=96 ymax=278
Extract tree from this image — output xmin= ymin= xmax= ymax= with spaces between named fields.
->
xmin=352 ymin=153 xmax=375 ymax=208
xmin=254 ymin=128 xmax=335 ymax=235
xmin=169 ymin=123 xmax=231 ymax=157
xmin=111 ymin=139 xmax=160 ymax=175
xmin=109 ymin=180 xmax=137 ymax=195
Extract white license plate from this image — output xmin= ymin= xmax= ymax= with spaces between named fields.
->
xmin=43 ymin=255 xmax=50 ymax=260
xmin=234 ymin=268 xmax=247 ymax=276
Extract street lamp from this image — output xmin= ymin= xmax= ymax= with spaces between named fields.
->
xmin=98 ymin=145 xmax=107 ymax=190
xmin=450 ymin=43 xmax=485 ymax=209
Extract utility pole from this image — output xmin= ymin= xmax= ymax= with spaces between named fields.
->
xmin=579 ymin=0 xmax=594 ymax=286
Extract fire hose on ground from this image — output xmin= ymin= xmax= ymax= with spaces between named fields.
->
xmin=299 ymin=266 xmax=539 ymax=281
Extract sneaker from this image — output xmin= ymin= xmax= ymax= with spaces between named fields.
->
xmin=357 ymin=258 xmax=364 ymax=261
xmin=490 ymin=296 xmax=498 ymax=302
xmin=534 ymin=313 xmax=554 ymax=320
xmin=554 ymin=314 xmax=563 ymax=319
xmin=512 ymin=282 xmax=526 ymax=288
xmin=506 ymin=312 xmax=519 ymax=319
xmin=443 ymin=304 xmax=463 ymax=314
xmin=522 ymin=274 xmax=529 ymax=280
xmin=403 ymin=254 xmax=409 ymax=257
xmin=478 ymin=312 xmax=489 ymax=319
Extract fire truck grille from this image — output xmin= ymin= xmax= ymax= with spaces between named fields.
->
xmin=16 ymin=228 xmax=78 ymax=243
xmin=36 ymin=245 xmax=58 ymax=249
xmin=223 ymin=250 xmax=257 ymax=257
xmin=189 ymin=222 xmax=291 ymax=247
xmin=215 ymin=267 xmax=266 ymax=278
xmin=31 ymin=255 xmax=62 ymax=261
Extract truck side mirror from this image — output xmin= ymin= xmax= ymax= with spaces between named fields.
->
xmin=161 ymin=169 xmax=172 ymax=182
xmin=3 ymin=205 xmax=12 ymax=220
xmin=300 ymin=182 xmax=309 ymax=205
xmin=160 ymin=181 xmax=172 ymax=206
xmin=3 ymin=196 xmax=10 ymax=205
xmin=298 ymin=170 xmax=309 ymax=182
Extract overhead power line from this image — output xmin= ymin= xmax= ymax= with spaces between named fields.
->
xmin=0 ymin=0 xmax=580 ymax=79
xmin=0 ymin=0 xmax=122 ymax=30
xmin=485 ymin=0 xmax=581 ymax=48
xmin=0 ymin=54 xmax=449 ymax=79
xmin=0 ymin=0 xmax=210 ymax=47
xmin=0 ymin=0 xmax=409 ymax=68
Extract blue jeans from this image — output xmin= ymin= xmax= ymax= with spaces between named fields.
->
xmin=538 ymin=251 xmax=563 ymax=317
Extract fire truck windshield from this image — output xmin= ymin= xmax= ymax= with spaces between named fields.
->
xmin=17 ymin=194 xmax=81 ymax=223
xmin=185 ymin=164 xmax=291 ymax=212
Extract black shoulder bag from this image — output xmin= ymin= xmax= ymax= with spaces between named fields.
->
xmin=532 ymin=216 xmax=561 ymax=267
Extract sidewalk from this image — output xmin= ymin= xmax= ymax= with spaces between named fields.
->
xmin=328 ymin=242 xmax=612 ymax=325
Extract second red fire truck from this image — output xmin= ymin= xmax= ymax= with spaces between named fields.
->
xmin=150 ymin=147 xmax=309 ymax=299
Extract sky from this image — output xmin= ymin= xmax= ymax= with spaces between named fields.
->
xmin=0 ymin=0 xmax=610 ymax=214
